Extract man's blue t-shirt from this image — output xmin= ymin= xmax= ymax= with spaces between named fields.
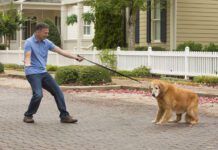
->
xmin=24 ymin=34 xmax=56 ymax=75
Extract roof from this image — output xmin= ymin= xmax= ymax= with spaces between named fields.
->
xmin=0 ymin=0 xmax=61 ymax=3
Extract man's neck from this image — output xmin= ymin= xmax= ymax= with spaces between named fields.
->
xmin=34 ymin=34 xmax=42 ymax=41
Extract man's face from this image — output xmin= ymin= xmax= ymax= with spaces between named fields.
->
xmin=35 ymin=28 xmax=49 ymax=40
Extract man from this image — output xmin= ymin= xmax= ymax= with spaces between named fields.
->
xmin=23 ymin=23 xmax=83 ymax=123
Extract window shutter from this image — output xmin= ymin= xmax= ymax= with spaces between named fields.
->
xmin=135 ymin=9 xmax=140 ymax=44
xmin=147 ymin=0 xmax=151 ymax=43
xmin=161 ymin=0 xmax=167 ymax=43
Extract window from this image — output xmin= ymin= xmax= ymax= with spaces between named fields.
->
xmin=55 ymin=16 xmax=61 ymax=33
xmin=152 ymin=0 xmax=161 ymax=42
xmin=83 ymin=21 xmax=91 ymax=36
xmin=23 ymin=16 xmax=37 ymax=40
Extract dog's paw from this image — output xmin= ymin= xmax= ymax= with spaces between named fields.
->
xmin=152 ymin=120 xmax=157 ymax=123
xmin=168 ymin=120 xmax=178 ymax=123
xmin=156 ymin=120 xmax=168 ymax=125
xmin=155 ymin=121 xmax=163 ymax=125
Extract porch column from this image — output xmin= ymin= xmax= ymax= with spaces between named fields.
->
xmin=1 ymin=11 xmax=4 ymax=44
xmin=77 ymin=2 xmax=83 ymax=50
xmin=61 ymin=4 xmax=68 ymax=49
xmin=19 ymin=0 xmax=25 ymax=50
xmin=170 ymin=0 xmax=177 ymax=51
xmin=1 ymin=36 xmax=4 ymax=44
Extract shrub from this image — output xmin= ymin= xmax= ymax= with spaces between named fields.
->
xmin=135 ymin=46 xmax=148 ymax=51
xmin=120 ymin=47 xmax=129 ymax=51
xmin=79 ymin=66 xmax=111 ymax=85
xmin=152 ymin=46 xmax=166 ymax=51
xmin=93 ymin=5 xmax=126 ymax=49
xmin=132 ymin=66 xmax=151 ymax=77
xmin=193 ymin=76 xmax=218 ymax=85
xmin=176 ymin=41 xmax=203 ymax=51
xmin=99 ymin=49 xmax=117 ymax=70
xmin=46 ymin=65 xmax=58 ymax=72
xmin=134 ymin=46 xmax=166 ymax=51
xmin=4 ymin=63 xmax=24 ymax=70
xmin=0 ymin=62 xmax=4 ymax=73
xmin=0 ymin=44 xmax=6 ymax=50
xmin=203 ymin=43 xmax=218 ymax=52
xmin=55 ymin=66 xmax=79 ymax=85
xmin=115 ymin=70 xmax=134 ymax=77
xmin=43 ymin=19 xmax=61 ymax=47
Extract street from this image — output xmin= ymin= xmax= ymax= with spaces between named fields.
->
xmin=0 ymin=85 xmax=217 ymax=150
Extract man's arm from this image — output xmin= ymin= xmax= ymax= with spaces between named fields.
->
xmin=24 ymin=51 xmax=31 ymax=67
xmin=52 ymin=46 xmax=83 ymax=62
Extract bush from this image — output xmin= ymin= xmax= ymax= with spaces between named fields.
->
xmin=43 ymin=19 xmax=61 ymax=47
xmin=203 ymin=43 xmax=218 ymax=52
xmin=132 ymin=66 xmax=151 ymax=77
xmin=134 ymin=46 xmax=166 ymax=51
xmin=0 ymin=44 xmax=6 ymax=50
xmin=135 ymin=46 xmax=148 ymax=51
xmin=193 ymin=76 xmax=218 ymax=85
xmin=0 ymin=62 xmax=4 ymax=73
xmin=93 ymin=4 xmax=126 ymax=49
xmin=176 ymin=41 xmax=203 ymax=51
xmin=113 ymin=67 xmax=151 ymax=78
xmin=79 ymin=66 xmax=111 ymax=85
xmin=4 ymin=63 xmax=24 ymax=70
xmin=46 ymin=65 xmax=58 ymax=72
xmin=152 ymin=46 xmax=166 ymax=51
xmin=55 ymin=66 xmax=79 ymax=85
xmin=115 ymin=70 xmax=134 ymax=77
xmin=99 ymin=49 xmax=117 ymax=69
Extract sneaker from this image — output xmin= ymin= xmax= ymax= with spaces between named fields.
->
xmin=60 ymin=115 xmax=78 ymax=123
xmin=23 ymin=116 xmax=34 ymax=123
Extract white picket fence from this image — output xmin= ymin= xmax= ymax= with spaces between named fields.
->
xmin=0 ymin=47 xmax=218 ymax=78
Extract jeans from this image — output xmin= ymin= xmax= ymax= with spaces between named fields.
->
xmin=24 ymin=72 xmax=70 ymax=119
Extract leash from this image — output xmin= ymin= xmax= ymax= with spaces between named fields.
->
xmin=77 ymin=55 xmax=142 ymax=83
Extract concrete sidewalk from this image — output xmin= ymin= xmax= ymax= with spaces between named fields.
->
xmin=3 ymin=70 xmax=218 ymax=97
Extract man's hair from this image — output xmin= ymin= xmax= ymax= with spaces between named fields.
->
xmin=35 ymin=23 xmax=49 ymax=31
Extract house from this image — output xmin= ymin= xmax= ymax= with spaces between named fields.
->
xmin=0 ymin=0 xmax=61 ymax=50
xmin=0 ymin=0 xmax=94 ymax=50
xmin=1 ymin=0 xmax=218 ymax=51
xmin=138 ymin=0 xmax=218 ymax=50
xmin=61 ymin=0 xmax=94 ymax=50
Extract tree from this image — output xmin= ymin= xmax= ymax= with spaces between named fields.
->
xmin=85 ymin=0 xmax=126 ymax=49
xmin=44 ymin=19 xmax=61 ymax=47
xmin=85 ymin=0 xmax=146 ymax=49
xmin=0 ymin=3 xmax=25 ymax=49
xmin=86 ymin=0 xmax=169 ymax=50
xmin=115 ymin=0 xmax=147 ymax=50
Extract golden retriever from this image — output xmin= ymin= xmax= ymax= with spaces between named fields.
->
xmin=150 ymin=80 xmax=199 ymax=125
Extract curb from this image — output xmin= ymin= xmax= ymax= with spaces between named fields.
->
xmin=61 ymin=85 xmax=122 ymax=91
xmin=196 ymin=92 xmax=218 ymax=97
xmin=1 ymin=72 xmax=218 ymax=97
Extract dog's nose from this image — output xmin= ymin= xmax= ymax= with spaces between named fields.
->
xmin=152 ymin=94 xmax=155 ymax=97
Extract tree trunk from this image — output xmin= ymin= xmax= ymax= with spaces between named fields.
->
xmin=8 ymin=35 xmax=11 ymax=49
xmin=4 ymin=35 xmax=8 ymax=49
xmin=127 ymin=10 xmax=136 ymax=50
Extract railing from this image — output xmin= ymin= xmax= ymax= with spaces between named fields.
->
xmin=0 ymin=46 xmax=218 ymax=78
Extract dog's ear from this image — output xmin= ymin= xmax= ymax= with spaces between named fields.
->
xmin=158 ymin=81 xmax=168 ymax=93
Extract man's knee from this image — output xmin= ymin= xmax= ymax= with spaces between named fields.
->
xmin=33 ymin=92 xmax=43 ymax=100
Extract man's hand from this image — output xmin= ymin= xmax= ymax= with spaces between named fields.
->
xmin=24 ymin=60 xmax=31 ymax=67
xmin=24 ymin=51 xmax=31 ymax=67
xmin=75 ymin=56 xmax=84 ymax=62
